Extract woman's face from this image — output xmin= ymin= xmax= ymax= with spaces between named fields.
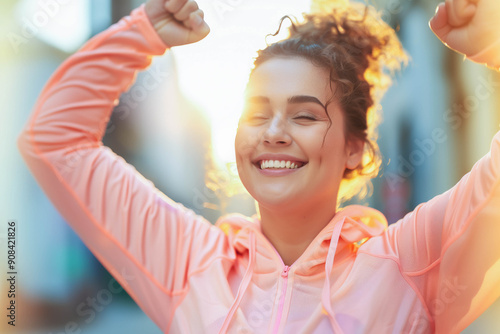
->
xmin=235 ymin=57 xmax=362 ymax=211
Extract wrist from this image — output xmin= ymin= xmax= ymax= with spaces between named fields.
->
xmin=467 ymin=38 xmax=500 ymax=71
xmin=132 ymin=4 xmax=170 ymax=51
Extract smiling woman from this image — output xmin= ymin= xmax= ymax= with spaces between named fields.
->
xmin=16 ymin=0 xmax=500 ymax=333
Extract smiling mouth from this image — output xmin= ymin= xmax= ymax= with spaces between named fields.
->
xmin=256 ymin=159 xmax=307 ymax=170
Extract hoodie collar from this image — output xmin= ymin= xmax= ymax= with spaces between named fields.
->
xmin=215 ymin=205 xmax=388 ymax=274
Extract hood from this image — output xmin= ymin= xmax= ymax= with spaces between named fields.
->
xmin=215 ymin=205 xmax=388 ymax=333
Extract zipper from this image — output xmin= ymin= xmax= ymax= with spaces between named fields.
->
xmin=271 ymin=265 xmax=290 ymax=334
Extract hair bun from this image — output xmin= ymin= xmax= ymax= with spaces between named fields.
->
xmin=294 ymin=1 xmax=407 ymax=100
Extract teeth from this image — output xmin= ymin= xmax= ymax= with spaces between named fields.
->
xmin=259 ymin=160 xmax=303 ymax=170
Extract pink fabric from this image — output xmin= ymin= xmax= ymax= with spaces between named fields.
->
xmin=17 ymin=5 xmax=500 ymax=333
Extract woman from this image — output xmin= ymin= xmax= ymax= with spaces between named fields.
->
xmin=18 ymin=0 xmax=500 ymax=332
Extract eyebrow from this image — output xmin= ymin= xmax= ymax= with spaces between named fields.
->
xmin=245 ymin=95 xmax=326 ymax=110
xmin=288 ymin=95 xmax=326 ymax=109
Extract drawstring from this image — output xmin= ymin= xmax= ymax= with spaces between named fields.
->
xmin=218 ymin=231 xmax=256 ymax=334
xmin=321 ymin=219 xmax=346 ymax=334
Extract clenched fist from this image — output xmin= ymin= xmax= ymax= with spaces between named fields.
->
xmin=145 ymin=0 xmax=210 ymax=47
xmin=430 ymin=0 xmax=500 ymax=68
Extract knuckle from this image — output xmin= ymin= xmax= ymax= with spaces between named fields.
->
xmin=166 ymin=0 xmax=186 ymax=13
xmin=189 ymin=1 xmax=199 ymax=11
xmin=174 ymin=0 xmax=199 ymax=20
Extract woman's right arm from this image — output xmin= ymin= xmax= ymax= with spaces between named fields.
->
xmin=17 ymin=2 xmax=226 ymax=331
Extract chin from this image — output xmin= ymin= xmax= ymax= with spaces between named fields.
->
xmin=252 ymin=190 xmax=302 ymax=211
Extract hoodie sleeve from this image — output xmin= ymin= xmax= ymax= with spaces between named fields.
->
xmin=17 ymin=5 xmax=231 ymax=331
xmin=385 ymin=129 xmax=500 ymax=333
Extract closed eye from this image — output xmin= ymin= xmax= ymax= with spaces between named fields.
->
xmin=294 ymin=115 xmax=317 ymax=121
xmin=248 ymin=115 xmax=268 ymax=121
xmin=241 ymin=108 xmax=268 ymax=121
xmin=240 ymin=113 xmax=269 ymax=126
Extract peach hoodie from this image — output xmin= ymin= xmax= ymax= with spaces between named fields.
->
xmin=17 ymin=5 xmax=500 ymax=334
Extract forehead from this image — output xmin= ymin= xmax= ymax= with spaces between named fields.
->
xmin=245 ymin=57 xmax=333 ymax=102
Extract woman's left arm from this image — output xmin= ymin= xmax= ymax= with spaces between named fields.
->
xmin=385 ymin=1 xmax=500 ymax=332
xmin=387 ymin=130 xmax=500 ymax=332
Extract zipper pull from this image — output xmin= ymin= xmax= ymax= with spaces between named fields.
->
xmin=281 ymin=265 xmax=290 ymax=278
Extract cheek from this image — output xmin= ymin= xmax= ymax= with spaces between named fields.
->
xmin=234 ymin=127 xmax=257 ymax=190
xmin=295 ymin=126 xmax=340 ymax=158
xmin=235 ymin=126 xmax=260 ymax=158
xmin=318 ymin=130 xmax=348 ymax=162
xmin=326 ymin=130 xmax=346 ymax=149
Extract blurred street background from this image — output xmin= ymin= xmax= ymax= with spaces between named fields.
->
xmin=1 ymin=0 xmax=499 ymax=333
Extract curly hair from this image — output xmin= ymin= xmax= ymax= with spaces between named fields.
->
xmin=250 ymin=1 xmax=407 ymax=204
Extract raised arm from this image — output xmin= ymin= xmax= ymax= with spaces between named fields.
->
xmin=386 ymin=131 xmax=500 ymax=332
xmin=17 ymin=2 xmax=226 ymax=331
xmin=384 ymin=1 xmax=500 ymax=332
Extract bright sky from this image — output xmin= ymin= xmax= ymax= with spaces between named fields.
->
xmin=15 ymin=0 xmax=92 ymax=53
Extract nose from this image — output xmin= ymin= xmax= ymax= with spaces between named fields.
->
xmin=262 ymin=113 xmax=291 ymax=145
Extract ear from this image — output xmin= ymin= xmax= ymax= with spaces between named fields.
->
xmin=345 ymin=138 xmax=364 ymax=170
